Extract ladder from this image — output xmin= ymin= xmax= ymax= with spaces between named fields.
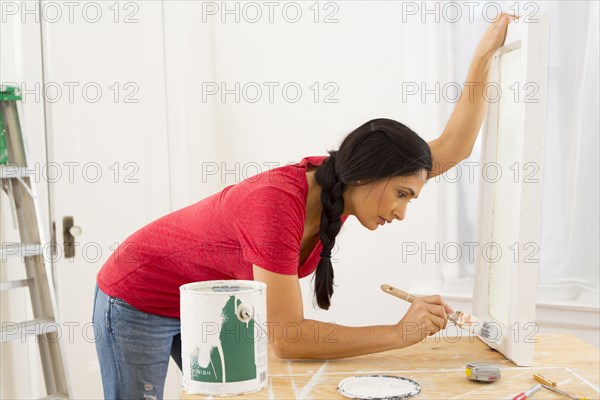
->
xmin=0 ymin=85 xmax=70 ymax=398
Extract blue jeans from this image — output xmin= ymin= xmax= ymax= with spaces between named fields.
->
xmin=93 ymin=285 xmax=182 ymax=399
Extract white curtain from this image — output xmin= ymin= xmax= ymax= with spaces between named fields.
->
xmin=537 ymin=1 xmax=599 ymax=304
xmin=440 ymin=1 xmax=599 ymax=306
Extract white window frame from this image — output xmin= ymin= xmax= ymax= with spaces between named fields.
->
xmin=473 ymin=15 xmax=550 ymax=367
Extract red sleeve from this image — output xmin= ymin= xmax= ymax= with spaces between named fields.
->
xmin=233 ymin=186 xmax=304 ymax=275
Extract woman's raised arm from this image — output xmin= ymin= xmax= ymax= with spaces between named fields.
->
xmin=428 ymin=13 xmax=516 ymax=179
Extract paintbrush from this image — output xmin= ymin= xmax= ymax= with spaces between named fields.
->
xmin=380 ymin=284 xmax=498 ymax=340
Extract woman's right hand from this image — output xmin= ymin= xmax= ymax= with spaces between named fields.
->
xmin=394 ymin=295 xmax=453 ymax=347
xmin=472 ymin=13 xmax=517 ymax=62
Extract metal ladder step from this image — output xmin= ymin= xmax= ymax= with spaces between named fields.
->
xmin=0 ymin=278 xmax=33 ymax=291
xmin=1 ymin=243 xmax=44 ymax=259
xmin=1 ymin=318 xmax=60 ymax=342
xmin=0 ymin=164 xmax=31 ymax=178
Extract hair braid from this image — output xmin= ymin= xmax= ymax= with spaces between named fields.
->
xmin=309 ymin=118 xmax=432 ymax=310
xmin=314 ymin=152 xmax=345 ymax=310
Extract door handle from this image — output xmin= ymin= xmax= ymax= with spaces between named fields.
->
xmin=63 ymin=216 xmax=81 ymax=259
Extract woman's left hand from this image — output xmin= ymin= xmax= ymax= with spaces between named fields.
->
xmin=473 ymin=13 xmax=518 ymax=61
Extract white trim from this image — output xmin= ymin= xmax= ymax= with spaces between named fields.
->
xmin=472 ymin=15 xmax=550 ymax=366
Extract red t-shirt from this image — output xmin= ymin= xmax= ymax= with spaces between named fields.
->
xmin=97 ymin=156 xmax=345 ymax=318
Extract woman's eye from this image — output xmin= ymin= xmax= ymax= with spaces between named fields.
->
xmin=398 ymin=192 xmax=412 ymax=203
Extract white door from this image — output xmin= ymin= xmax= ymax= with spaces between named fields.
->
xmin=39 ymin=1 xmax=175 ymax=397
xmin=473 ymin=15 xmax=550 ymax=366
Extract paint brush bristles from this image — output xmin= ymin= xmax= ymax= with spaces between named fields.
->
xmin=380 ymin=284 xmax=498 ymax=339
xmin=479 ymin=321 xmax=501 ymax=342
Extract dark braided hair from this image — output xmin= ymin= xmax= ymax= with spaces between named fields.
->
xmin=313 ymin=118 xmax=432 ymax=310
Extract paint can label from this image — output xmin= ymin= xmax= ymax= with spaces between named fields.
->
xmin=180 ymin=281 xmax=268 ymax=395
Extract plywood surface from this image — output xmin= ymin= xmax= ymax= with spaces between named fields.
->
xmin=182 ymin=334 xmax=599 ymax=399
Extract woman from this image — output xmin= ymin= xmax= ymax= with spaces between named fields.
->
xmin=93 ymin=14 xmax=515 ymax=399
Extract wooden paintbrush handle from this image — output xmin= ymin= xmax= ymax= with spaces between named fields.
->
xmin=380 ymin=284 xmax=414 ymax=303
xmin=381 ymin=284 xmax=478 ymax=329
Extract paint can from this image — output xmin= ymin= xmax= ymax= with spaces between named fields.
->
xmin=180 ymin=280 xmax=268 ymax=395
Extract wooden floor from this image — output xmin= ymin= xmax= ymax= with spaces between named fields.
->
xmin=182 ymin=334 xmax=600 ymax=399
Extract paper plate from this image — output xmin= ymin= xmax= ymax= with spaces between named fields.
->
xmin=337 ymin=375 xmax=421 ymax=400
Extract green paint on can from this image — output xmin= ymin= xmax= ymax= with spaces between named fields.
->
xmin=220 ymin=297 xmax=256 ymax=382
xmin=190 ymin=296 xmax=257 ymax=383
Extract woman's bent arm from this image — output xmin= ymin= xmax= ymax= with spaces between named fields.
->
xmin=271 ymin=319 xmax=401 ymax=360
xmin=253 ymin=265 xmax=450 ymax=360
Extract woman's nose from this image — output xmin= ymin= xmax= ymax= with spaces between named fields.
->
xmin=393 ymin=204 xmax=407 ymax=221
